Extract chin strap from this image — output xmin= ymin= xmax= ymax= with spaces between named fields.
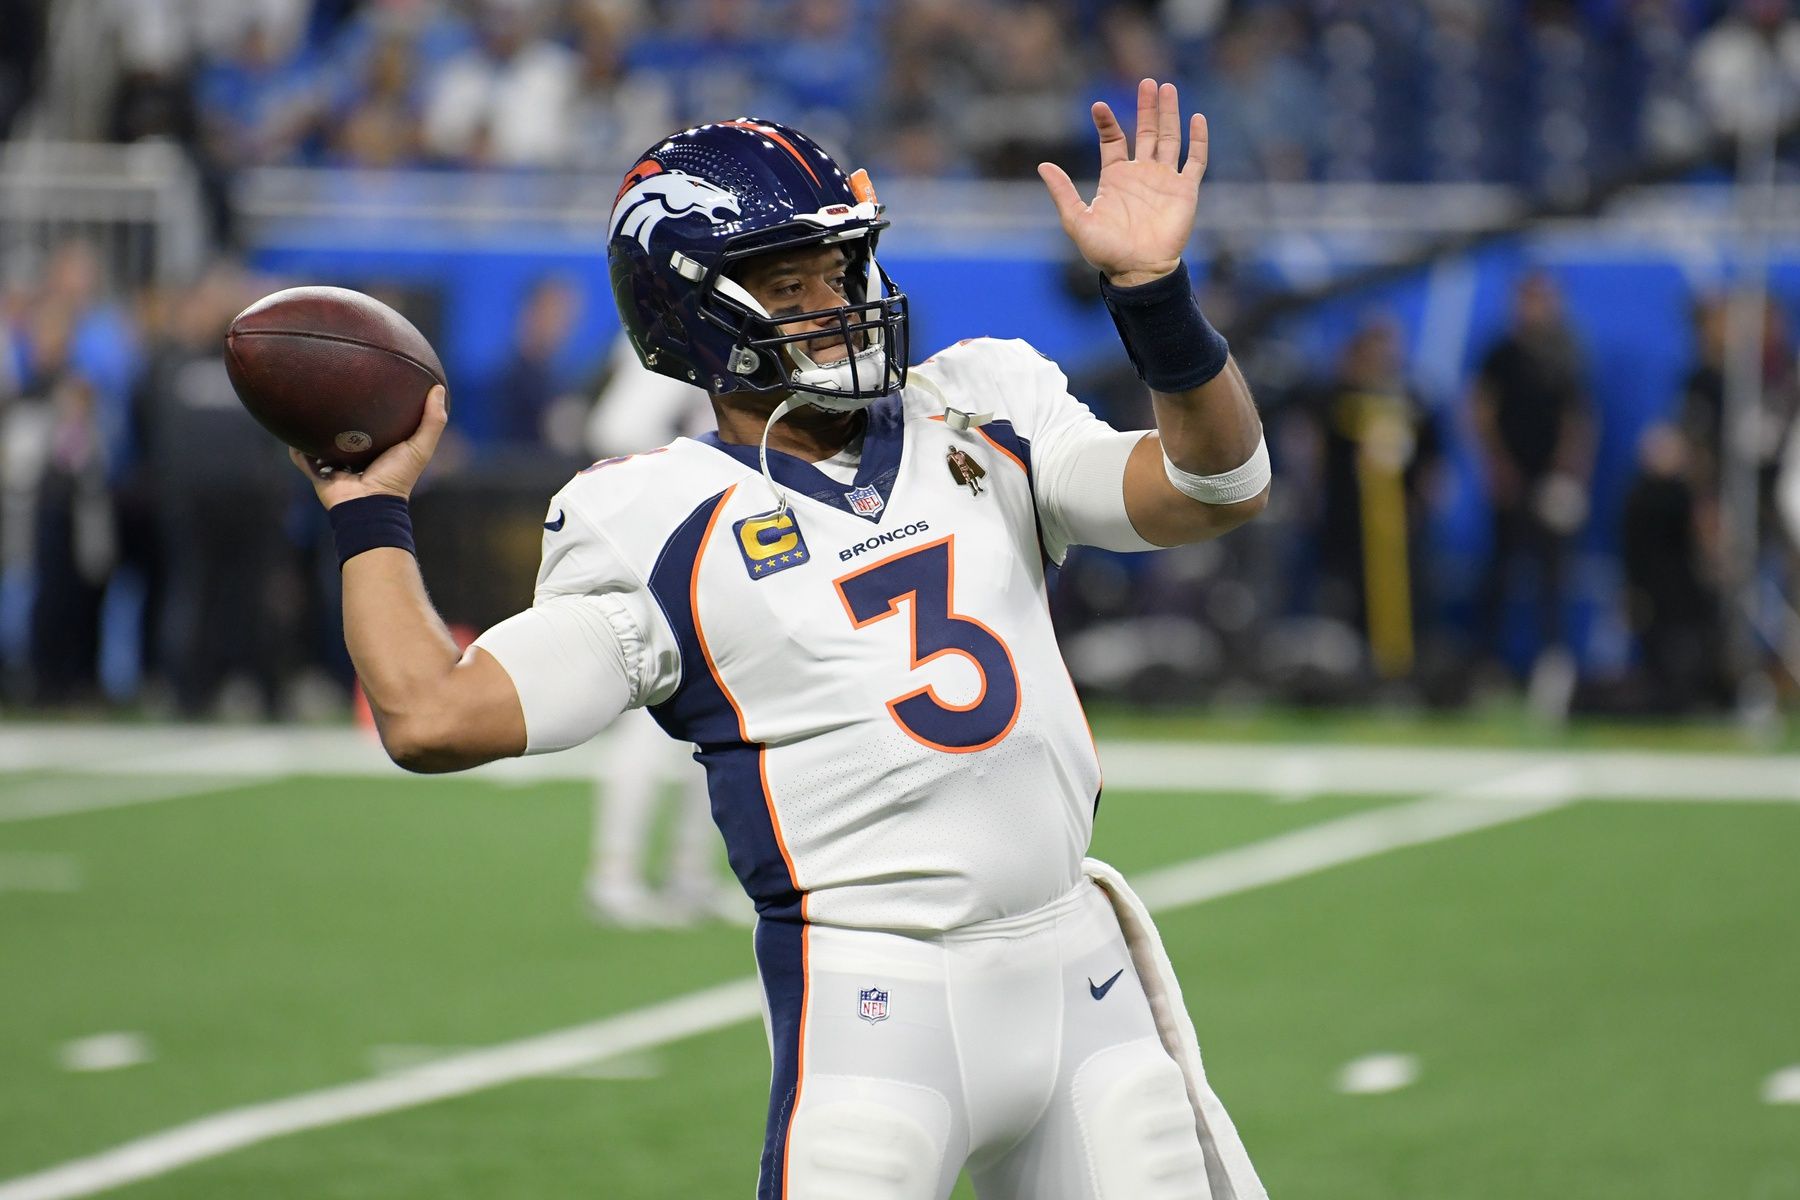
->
xmin=943 ymin=406 xmax=994 ymax=431
xmin=758 ymin=397 xmax=800 ymax=515
xmin=906 ymin=371 xmax=992 ymax=431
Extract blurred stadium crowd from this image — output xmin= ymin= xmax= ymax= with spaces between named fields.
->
xmin=2 ymin=0 xmax=1800 ymax=723
xmin=8 ymin=0 xmax=1800 ymax=188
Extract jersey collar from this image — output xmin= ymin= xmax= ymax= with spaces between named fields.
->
xmin=699 ymin=392 xmax=906 ymax=523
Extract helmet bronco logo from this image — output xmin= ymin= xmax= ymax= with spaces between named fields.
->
xmin=610 ymin=170 xmax=742 ymax=250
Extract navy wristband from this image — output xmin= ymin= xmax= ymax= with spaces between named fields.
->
xmin=1099 ymin=262 xmax=1230 ymax=392
xmin=329 ymin=494 xmax=415 ymax=567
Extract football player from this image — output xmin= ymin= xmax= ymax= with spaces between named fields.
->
xmin=297 ymin=81 xmax=1269 ymax=1199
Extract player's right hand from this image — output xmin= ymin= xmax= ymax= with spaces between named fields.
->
xmin=291 ymin=385 xmax=449 ymax=509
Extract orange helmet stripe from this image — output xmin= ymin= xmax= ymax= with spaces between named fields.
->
xmin=614 ymin=158 xmax=665 ymax=206
xmin=719 ymin=120 xmax=822 ymax=185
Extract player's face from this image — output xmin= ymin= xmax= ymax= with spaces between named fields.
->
xmin=733 ymin=245 xmax=857 ymax=366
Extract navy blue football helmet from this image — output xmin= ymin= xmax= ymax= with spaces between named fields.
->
xmin=606 ymin=119 xmax=908 ymax=411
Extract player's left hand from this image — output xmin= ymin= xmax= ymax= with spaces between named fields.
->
xmin=1039 ymin=79 xmax=1206 ymax=288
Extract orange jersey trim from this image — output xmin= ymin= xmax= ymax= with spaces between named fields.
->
xmin=690 ymin=485 xmax=803 ymax=894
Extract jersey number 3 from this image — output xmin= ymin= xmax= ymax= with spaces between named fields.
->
xmin=834 ymin=535 xmax=1021 ymax=753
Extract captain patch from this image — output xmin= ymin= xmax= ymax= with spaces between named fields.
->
xmin=733 ymin=509 xmax=811 ymax=580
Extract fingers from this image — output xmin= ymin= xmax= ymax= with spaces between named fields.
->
xmin=1091 ymin=101 xmax=1128 ymax=169
xmin=1181 ymin=112 xmax=1209 ymax=182
xmin=1156 ymin=82 xmax=1182 ymax=165
xmin=1107 ymin=80 xmax=1194 ymax=169
xmin=289 ymin=446 xmax=332 ymax=481
xmin=1133 ymin=77 xmax=1158 ymax=162
xmin=1036 ymin=161 xmax=1084 ymax=228
xmin=405 ymin=385 xmax=450 ymax=458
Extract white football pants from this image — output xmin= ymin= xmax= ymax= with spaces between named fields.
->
xmin=753 ymin=881 xmax=1225 ymax=1199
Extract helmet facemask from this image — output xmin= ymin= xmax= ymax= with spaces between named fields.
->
xmin=697 ymin=222 xmax=909 ymax=414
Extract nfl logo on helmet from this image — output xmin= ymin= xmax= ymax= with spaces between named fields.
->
xmin=858 ymin=986 xmax=890 ymax=1024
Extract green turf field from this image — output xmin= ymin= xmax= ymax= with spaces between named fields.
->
xmin=2 ymin=724 xmax=1797 ymax=1199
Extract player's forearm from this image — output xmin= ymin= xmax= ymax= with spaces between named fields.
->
xmin=1150 ymin=356 xmax=1262 ymax=475
xmin=339 ymin=548 xmax=527 ymax=773
xmin=340 ymin=548 xmax=468 ymax=763
xmin=1104 ymin=268 xmax=1269 ymax=544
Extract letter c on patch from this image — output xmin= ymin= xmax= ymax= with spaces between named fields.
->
xmin=739 ymin=513 xmax=798 ymax=559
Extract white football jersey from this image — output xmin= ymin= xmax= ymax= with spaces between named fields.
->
xmin=479 ymin=338 xmax=1157 ymax=932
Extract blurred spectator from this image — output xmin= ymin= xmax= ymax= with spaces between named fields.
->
xmin=135 ymin=264 xmax=297 ymax=716
xmin=105 ymin=0 xmax=200 ymax=145
xmin=1679 ymin=292 xmax=1732 ymax=490
xmin=763 ymin=0 xmax=877 ymax=155
xmin=494 ymin=276 xmax=583 ymax=447
xmin=565 ymin=1 xmax=677 ymax=171
xmin=876 ymin=0 xmax=987 ymax=176
xmin=1627 ymin=0 xmax=1712 ymax=159
xmin=1087 ymin=6 xmax=1180 ymax=174
xmin=1301 ymin=317 xmax=1441 ymax=681
xmin=29 ymin=323 xmax=114 ymax=705
xmin=1679 ymin=292 xmax=1797 ymax=512
xmin=32 ymin=241 xmax=141 ymax=477
xmin=0 ymin=0 xmax=48 ymax=139
xmin=584 ymin=332 xmax=712 ymax=456
xmin=640 ymin=0 xmax=771 ymax=132
xmin=1188 ymin=9 xmax=1321 ymax=183
xmin=1689 ymin=0 xmax=1800 ymax=137
xmin=1620 ymin=423 xmax=1728 ymax=712
xmin=1470 ymin=270 xmax=1593 ymax=709
xmin=1 ymin=289 xmax=41 ymax=697
xmin=958 ymin=4 xmax=1083 ymax=179
xmin=1 ymin=241 xmax=138 ymax=706
xmin=329 ymin=27 xmax=426 ymax=167
xmin=423 ymin=0 xmax=577 ymax=167
xmin=194 ymin=4 xmax=324 ymax=167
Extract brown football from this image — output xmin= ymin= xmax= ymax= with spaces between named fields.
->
xmin=224 ymin=286 xmax=446 ymax=470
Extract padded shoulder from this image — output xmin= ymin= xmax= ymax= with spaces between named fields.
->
xmin=537 ymin=438 xmax=744 ymax=599
xmin=908 ymin=337 xmax=1074 ymax=438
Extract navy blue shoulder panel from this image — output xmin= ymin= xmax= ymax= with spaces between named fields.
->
xmin=975 ymin=419 xmax=1050 ymax=571
xmin=644 ymin=487 xmax=803 ymax=921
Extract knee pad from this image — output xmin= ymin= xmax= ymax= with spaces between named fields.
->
xmin=1075 ymin=1043 xmax=1212 ymax=1200
xmin=788 ymin=1076 xmax=950 ymax=1200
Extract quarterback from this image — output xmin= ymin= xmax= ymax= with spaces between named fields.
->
xmin=298 ymin=80 xmax=1270 ymax=1200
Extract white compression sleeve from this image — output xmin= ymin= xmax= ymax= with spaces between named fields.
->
xmin=473 ymin=594 xmax=636 ymax=754
xmin=1037 ymin=428 xmax=1161 ymax=559
xmin=1162 ymin=434 xmax=1271 ymax=505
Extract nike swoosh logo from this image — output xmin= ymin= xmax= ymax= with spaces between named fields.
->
xmin=1088 ymin=968 xmax=1125 ymax=1001
xmin=543 ymin=510 xmax=565 ymax=532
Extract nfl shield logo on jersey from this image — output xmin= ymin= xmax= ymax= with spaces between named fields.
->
xmin=844 ymin=484 xmax=885 ymax=519
xmin=858 ymin=987 xmax=890 ymax=1024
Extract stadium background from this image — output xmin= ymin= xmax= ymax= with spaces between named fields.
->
xmin=2 ymin=1 xmax=1799 ymax=1198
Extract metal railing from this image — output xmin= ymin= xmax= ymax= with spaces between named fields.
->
xmin=0 ymin=140 xmax=207 ymax=288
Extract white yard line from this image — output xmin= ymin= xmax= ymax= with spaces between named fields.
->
xmin=1335 ymin=1053 xmax=1421 ymax=1096
xmin=1097 ymin=742 xmax=1800 ymax=804
xmin=1763 ymin=1066 xmax=1800 ymax=1105
xmin=5 ymin=725 xmax=1800 ymax=805
xmin=0 ymin=777 xmax=258 ymax=825
xmin=1130 ymin=764 xmax=1578 ymax=910
xmin=0 ymin=763 xmax=1588 ymax=1200
xmin=59 ymin=1035 xmax=154 ymax=1074
xmin=0 ymin=979 xmax=764 ymax=1200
